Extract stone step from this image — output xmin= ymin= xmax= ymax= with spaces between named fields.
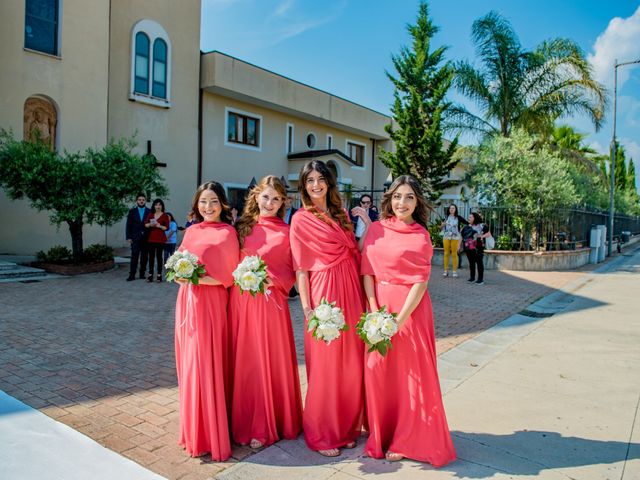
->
xmin=0 ymin=261 xmax=18 ymax=271
xmin=0 ymin=263 xmax=47 ymax=280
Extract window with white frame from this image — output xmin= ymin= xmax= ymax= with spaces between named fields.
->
xmin=130 ymin=20 xmax=171 ymax=106
xmin=226 ymin=108 xmax=262 ymax=150
xmin=24 ymin=0 xmax=59 ymax=56
xmin=286 ymin=123 xmax=294 ymax=154
xmin=346 ymin=140 xmax=365 ymax=167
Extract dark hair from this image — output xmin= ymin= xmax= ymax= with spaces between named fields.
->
xmin=190 ymin=181 xmax=233 ymax=224
xmin=236 ymin=175 xmax=287 ymax=248
xmin=298 ymin=160 xmax=352 ymax=232
xmin=359 ymin=194 xmax=373 ymax=204
xmin=136 ymin=193 xmax=146 ymax=200
xmin=166 ymin=212 xmax=175 ymax=222
xmin=151 ymin=198 xmax=165 ymax=212
xmin=469 ymin=212 xmax=483 ymax=225
xmin=446 ymin=204 xmax=459 ymax=218
xmin=380 ymin=175 xmax=431 ymax=230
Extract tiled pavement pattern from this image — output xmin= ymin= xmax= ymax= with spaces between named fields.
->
xmin=0 ymin=262 xmax=595 ymax=479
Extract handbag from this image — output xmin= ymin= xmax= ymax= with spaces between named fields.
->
xmin=485 ymin=233 xmax=495 ymax=250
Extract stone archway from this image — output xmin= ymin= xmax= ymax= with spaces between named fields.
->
xmin=24 ymin=96 xmax=57 ymax=150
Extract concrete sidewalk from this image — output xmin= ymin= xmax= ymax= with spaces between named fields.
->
xmin=215 ymin=247 xmax=640 ymax=479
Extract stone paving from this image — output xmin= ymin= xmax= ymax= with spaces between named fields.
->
xmin=0 ymin=261 xmax=596 ymax=480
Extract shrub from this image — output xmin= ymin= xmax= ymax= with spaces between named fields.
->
xmin=427 ymin=222 xmax=443 ymax=248
xmin=36 ymin=245 xmax=73 ymax=263
xmin=496 ymin=234 xmax=513 ymax=251
xmin=83 ymin=244 xmax=114 ymax=263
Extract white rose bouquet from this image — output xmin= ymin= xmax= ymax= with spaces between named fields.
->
xmin=165 ymin=250 xmax=206 ymax=285
xmin=356 ymin=306 xmax=398 ymax=356
xmin=232 ymin=255 xmax=269 ymax=297
xmin=307 ymin=298 xmax=348 ymax=345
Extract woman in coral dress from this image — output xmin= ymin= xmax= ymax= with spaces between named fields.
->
xmin=360 ymin=175 xmax=456 ymax=466
xmin=229 ymin=175 xmax=303 ymax=449
xmin=289 ymin=160 xmax=365 ymax=457
xmin=174 ymin=181 xmax=239 ymax=461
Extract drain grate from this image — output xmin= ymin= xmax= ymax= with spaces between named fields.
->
xmin=19 ymin=279 xmax=42 ymax=283
xmin=518 ymin=309 xmax=554 ymax=318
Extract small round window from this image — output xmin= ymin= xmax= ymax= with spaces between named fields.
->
xmin=306 ymin=133 xmax=317 ymax=149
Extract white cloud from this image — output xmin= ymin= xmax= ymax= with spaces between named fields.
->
xmin=273 ymin=0 xmax=295 ymax=18
xmin=588 ymin=6 xmax=640 ymax=88
xmin=589 ymin=140 xmax=607 ymax=155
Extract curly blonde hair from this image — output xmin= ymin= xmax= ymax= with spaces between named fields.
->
xmin=298 ymin=160 xmax=352 ymax=232
xmin=235 ymin=175 xmax=288 ymax=248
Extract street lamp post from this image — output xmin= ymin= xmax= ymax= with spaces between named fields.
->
xmin=608 ymin=58 xmax=640 ymax=256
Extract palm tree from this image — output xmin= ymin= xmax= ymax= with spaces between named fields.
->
xmin=549 ymin=124 xmax=604 ymax=175
xmin=451 ymin=11 xmax=607 ymax=138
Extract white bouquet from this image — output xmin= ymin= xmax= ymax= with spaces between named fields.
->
xmin=232 ymin=255 xmax=269 ymax=297
xmin=307 ymin=298 xmax=348 ymax=344
xmin=165 ymin=250 xmax=206 ymax=285
xmin=356 ymin=306 xmax=398 ymax=356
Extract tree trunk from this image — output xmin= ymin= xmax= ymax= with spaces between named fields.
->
xmin=67 ymin=219 xmax=84 ymax=262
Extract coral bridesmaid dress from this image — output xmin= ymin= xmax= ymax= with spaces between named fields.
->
xmin=361 ymin=217 xmax=456 ymax=466
xmin=290 ymin=209 xmax=365 ymax=450
xmin=174 ymin=221 xmax=239 ymax=460
xmin=229 ymin=216 xmax=303 ymax=447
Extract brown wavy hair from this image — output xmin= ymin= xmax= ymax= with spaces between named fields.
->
xmin=380 ymin=175 xmax=432 ymax=230
xmin=298 ymin=160 xmax=352 ymax=232
xmin=235 ymin=175 xmax=287 ymax=248
xmin=190 ymin=181 xmax=233 ymax=225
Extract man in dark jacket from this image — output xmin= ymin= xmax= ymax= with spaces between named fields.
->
xmin=350 ymin=194 xmax=379 ymax=241
xmin=125 ymin=194 xmax=151 ymax=281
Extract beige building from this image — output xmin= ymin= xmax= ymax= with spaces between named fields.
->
xmin=0 ymin=0 xmax=391 ymax=255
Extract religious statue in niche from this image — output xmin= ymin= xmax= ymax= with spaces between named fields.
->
xmin=24 ymin=97 xmax=57 ymax=150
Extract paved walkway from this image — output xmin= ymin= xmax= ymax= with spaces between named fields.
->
xmin=0 ymin=257 xmax=607 ymax=479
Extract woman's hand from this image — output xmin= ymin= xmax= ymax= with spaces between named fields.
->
xmin=303 ymin=306 xmax=314 ymax=321
xmin=175 ymin=277 xmax=189 ymax=285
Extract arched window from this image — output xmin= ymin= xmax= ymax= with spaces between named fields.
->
xmin=134 ymin=32 xmax=150 ymax=95
xmin=130 ymin=20 xmax=171 ymax=107
xmin=152 ymin=39 xmax=167 ymax=99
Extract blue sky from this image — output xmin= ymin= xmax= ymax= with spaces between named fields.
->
xmin=201 ymin=0 xmax=640 ymax=184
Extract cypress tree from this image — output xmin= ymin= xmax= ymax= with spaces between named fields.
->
xmin=380 ymin=1 xmax=458 ymax=200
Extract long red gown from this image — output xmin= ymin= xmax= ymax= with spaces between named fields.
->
xmin=290 ymin=209 xmax=365 ymax=450
xmin=361 ymin=217 xmax=456 ymax=466
xmin=229 ymin=216 xmax=303 ymax=447
xmin=174 ymin=221 xmax=239 ymax=460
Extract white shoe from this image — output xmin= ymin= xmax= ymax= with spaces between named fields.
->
xmin=452 ymin=272 xmax=459 ymax=278
xmin=442 ymin=271 xmax=448 ymax=277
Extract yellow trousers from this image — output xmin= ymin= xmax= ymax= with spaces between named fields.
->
xmin=443 ymin=238 xmax=460 ymax=272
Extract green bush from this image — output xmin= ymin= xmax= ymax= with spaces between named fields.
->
xmin=36 ymin=245 xmax=73 ymax=263
xmin=83 ymin=244 xmax=114 ymax=263
xmin=427 ymin=222 xmax=443 ymax=248
xmin=496 ymin=234 xmax=513 ymax=250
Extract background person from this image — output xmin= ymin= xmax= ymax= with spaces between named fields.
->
xmin=173 ymin=181 xmax=239 ymax=461
xmin=440 ymin=204 xmax=468 ymax=278
xmin=144 ymin=198 xmax=169 ymax=283
xmin=230 ymin=176 xmax=303 ymax=450
xmin=461 ymin=212 xmax=490 ymax=285
xmin=361 ymin=175 xmax=456 ymax=466
xmin=290 ymin=160 xmax=365 ymax=457
xmin=350 ymin=194 xmax=379 ymax=241
xmin=163 ymin=212 xmax=178 ymax=267
xmin=125 ymin=194 xmax=151 ymax=281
